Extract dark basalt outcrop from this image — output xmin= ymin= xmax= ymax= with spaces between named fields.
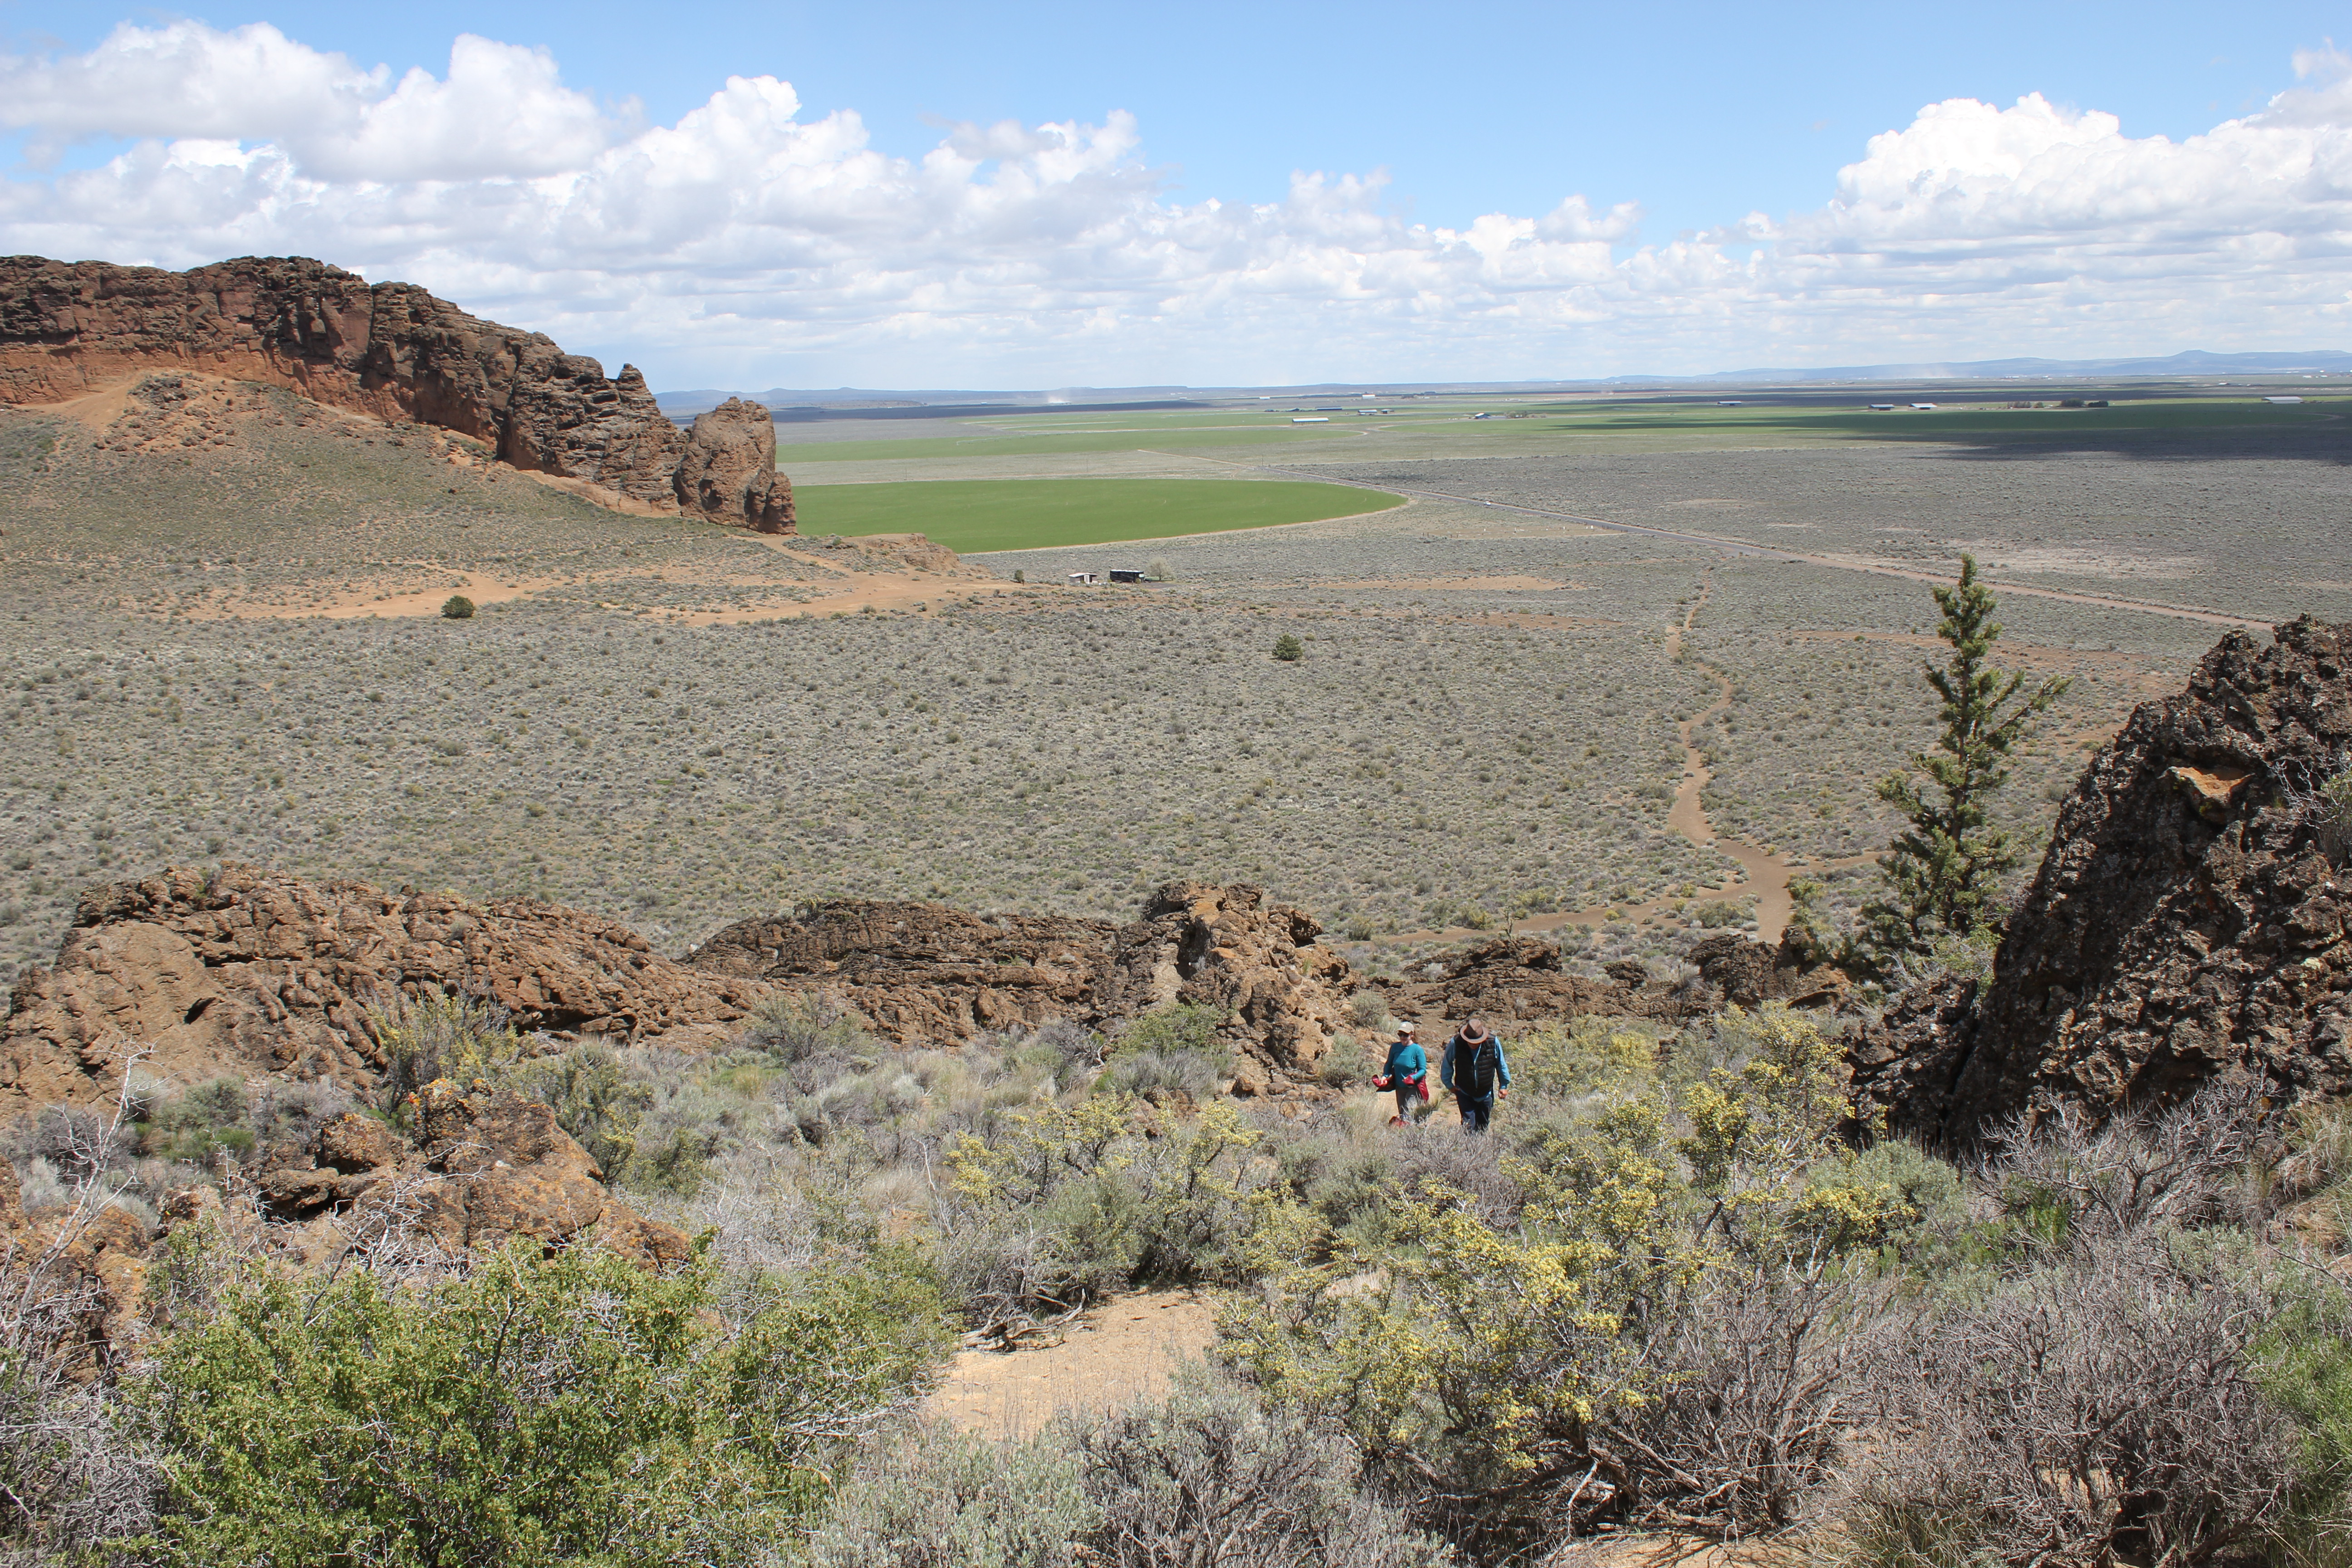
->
xmin=0 ymin=254 xmax=792 ymax=528
xmin=1850 ymin=617 xmax=2352 ymax=1142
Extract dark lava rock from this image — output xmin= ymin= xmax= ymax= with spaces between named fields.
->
xmin=1850 ymin=616 xmax=2352 ymax=1142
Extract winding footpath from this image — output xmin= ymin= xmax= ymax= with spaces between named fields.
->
xmin=1390 ymin=573 xmax=1849 ymax=951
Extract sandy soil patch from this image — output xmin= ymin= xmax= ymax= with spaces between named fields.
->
xmin=677 ymin=572 xmax=1033 ymax=624
xmin=35 ymin=380 xmax=140 ymax=434
xmin=926 ymin=1288 xmax=1218 ymax=1442
xmin=175 ymin=567 xmax=563 ymax=620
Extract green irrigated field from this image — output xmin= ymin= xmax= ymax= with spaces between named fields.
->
xmin=794 ymin=477 xmax=1405 ymax=553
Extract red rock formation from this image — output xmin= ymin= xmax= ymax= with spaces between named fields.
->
xmin=0 ymin=864 xmax=766 ymax=1116
xmin=0 ymin=255 xmax=735 ymax=509
xmin=675 ymin=396 xmax=795 ymax=532
xmin=1851 ymin=617 xmax=2352 ymax=1142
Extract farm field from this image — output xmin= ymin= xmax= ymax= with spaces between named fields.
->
xmin=0 ymin=377 xmax=2332 ymax=996
xmin=793 ymin=477 xmax=1404 ymax=554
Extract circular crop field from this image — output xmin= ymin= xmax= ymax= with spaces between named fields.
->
xmin=790 ymin=477 xmax=1405 ymax=554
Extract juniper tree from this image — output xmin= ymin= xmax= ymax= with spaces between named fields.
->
xmin=1858 ymin=556 xmax=2069 ymax=970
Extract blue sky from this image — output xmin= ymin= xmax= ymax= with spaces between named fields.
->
xmin=1 ymin=2 xmax=2347 ymax=385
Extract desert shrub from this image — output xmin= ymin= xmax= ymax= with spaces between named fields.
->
xmin=938 ymin=1098 xmax=1271 ymax=1333
xmin=1070 ymin=1374 xmax=1454 ymax=1566
xmin=1982 ymin=1083 xmax=2266 ymax=1253
xmin=810 ymin=1379 xmax=1451 ymax=1568
xmin=0 ymin=1215 xmax=163 ymax=1561
xmin=806 ymin=1422 xmax=1098 ymax=1568
xmin=1505 ymin=1017 xmax=1661 ymax=1100
xmin=503 ymin=1041 xmax=658 ymax=1181
xmin=133 ymin=1078 xmax=254 ymax=1164
xmin=1112 ymin=1003 xmax=1224 ymax=1059
xmin=1272 ymin=634 xmax=1303 ymax=662
xmin=440 ymin=593 xmax=475 ymax=619
xmin=1346 ymin=990 xmax=1392 ymax=1029
xmin=369 ymin=988 xmax=531 ymax=1103
xmin=1097 ymin=1049 xmax=1225 ymax=1100
xmin=1842 ymin=1233 xmax=2298 ymax=1568
xmin=0 ymin=1107 xmax=110 ymax=1186
xmin=741 ymin=992 xmax=873 ymax=1066
xmin=1231 ymin=1004 xmax=1902 ymax=1553
xmin=138 ymin=1241 xmax=944 ymax=1568
xmin=244 ymin=1077 xmax=353 ymax=1153
xmin=1098 ymin=1005 xmax=1228 ymax=1101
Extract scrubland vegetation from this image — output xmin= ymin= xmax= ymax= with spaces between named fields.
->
xmin=9 ymin=990 xmax=2352 ymax=1565
xmin=4 ymin=379 xmax=2347 ymax=1562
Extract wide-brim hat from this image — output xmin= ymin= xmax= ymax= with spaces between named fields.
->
xmin=1457 ymin=1024 xmax=1492 ymax=1044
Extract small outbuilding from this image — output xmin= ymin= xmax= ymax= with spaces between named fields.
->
xmin=1109 ymin=569 xmax=1145 ymax=584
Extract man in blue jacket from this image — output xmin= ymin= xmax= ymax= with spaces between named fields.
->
xmin=1440 ymin=1018 xmax=1510 ymax=1133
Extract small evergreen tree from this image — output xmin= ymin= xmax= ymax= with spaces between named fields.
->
xmin=440 ymin=594 xmax=475 ymax=619
xmin=1857 ymin=555 xmax=2070 ymax=972
xmin=1272 ymin=633 xmax=1303 ymax=662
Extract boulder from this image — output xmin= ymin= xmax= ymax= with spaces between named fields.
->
xmin=673 ymin=397 xmax=795 ymax=532
xmin=0 ymin=864 xmax=767 ymax=1115
xmin=1850 ymin=617 xmax=2352 ymax=1142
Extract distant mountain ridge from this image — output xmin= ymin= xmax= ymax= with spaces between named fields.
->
xmin=657 ymin=348 xmax=2351 ymax=416
xmin=1686 ymin=348 xmax=2352 ymax=382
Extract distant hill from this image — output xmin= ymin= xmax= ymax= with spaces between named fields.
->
xmin=657 ymin=349 xmax=2352 ymax=416
xmin=1678 ymin=348 xmax=2352 ymax=383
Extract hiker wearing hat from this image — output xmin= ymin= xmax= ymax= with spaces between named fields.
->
xmin=1371 ymin=1021 xmax=1430 ymax=1126
xmin=1441 ymin=1017 xmax=1511 ymax=1133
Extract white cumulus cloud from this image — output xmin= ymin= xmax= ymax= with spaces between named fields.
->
xmin=0 ymin=20 xmax=2347 ymax=385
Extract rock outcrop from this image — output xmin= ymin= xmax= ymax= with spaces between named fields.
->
xmin=1686 ymin=932 xmax=1850 ymax=1010
xmin=689 ymin=881 xmax=1356 ymax=1094
xmin=0 ymin=255 xmax=790 ymax=526
xmin=0 ymin=864 xmax=767 ymax=1116
xmin=1850 ymin=617 xmax=2352 ymax=1142
xmin=248 ymin=1083 xmax=689 ymax=1269
xmin=675 ymin=397 xmax=795 ymax=533
xmin=1377 ymin=936 xmax=1683 ymax=1028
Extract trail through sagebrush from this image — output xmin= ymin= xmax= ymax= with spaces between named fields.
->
xmin=1395 ymin=573 xmax=1861 ymax=951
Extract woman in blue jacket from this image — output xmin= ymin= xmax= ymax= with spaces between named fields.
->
xmin=1373 ymin=1021 xmax=1429 ymax=1126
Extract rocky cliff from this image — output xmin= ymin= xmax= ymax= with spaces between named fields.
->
xmin=0 ymin=255 xmax=792 ymax=529
xmin=1850 ymin=617 xmax=2352 ymax=1142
